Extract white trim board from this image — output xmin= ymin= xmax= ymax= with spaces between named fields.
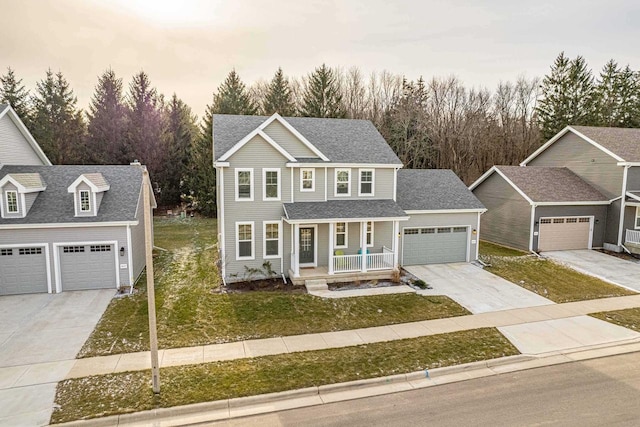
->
xmin=283 ymin=216 xmax=410 ymax=225
xmin=0 ymin=221 xmax=137 ymax=230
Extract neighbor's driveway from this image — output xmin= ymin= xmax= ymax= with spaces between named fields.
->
xmin=405 ymin=263 xmax=553 ymax=314
xmin=0 ymin=290 xmax=114 ymax=426
xmin=544 ymin=250 xmax=640 ymax=292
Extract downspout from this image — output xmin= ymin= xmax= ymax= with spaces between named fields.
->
xmin=617 ymin=165 xmax=630 ymax=247
xmin=529 ymin=204 xmax=537 ymax=252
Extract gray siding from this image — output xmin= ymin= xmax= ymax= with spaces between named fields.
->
xmin=533 ymin=205 xmax=607 ymax=250
xmin=605 ymin=200 xmax=622 ymax=244
xmin=399 ymin=212 xmax=479 ymax=263
xmin=528 ymin=132 xmax=623 ymax=198
xmin=222 ymin=134 xmax=289 ymax=281
xmin=263 ymin=121 xmax=318 ymax=158
xmin=293 ymin=167 xmax=326 ymax=202
xmin=24 ymin=192 xmax=38 ymax=213
xmin=0 ymin=225 xmax=131 ymax=291
xmin=626 ymin=166 xmax=640 ymax=192
xmin=473 ymin=172 xmax=532 ymax=250
xmin=327 ymin=167 xmax=394 ymax=200
xmin=0 ymin=114 xmax=45 ymax=166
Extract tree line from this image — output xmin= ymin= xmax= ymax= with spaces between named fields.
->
xmin=1 ymin=52 xmax=639 ymax=216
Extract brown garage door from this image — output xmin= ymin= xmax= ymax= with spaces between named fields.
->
xmin=538 ymin=217 xmax=591 ymax=251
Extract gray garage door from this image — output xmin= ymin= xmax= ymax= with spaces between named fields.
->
xmin=59 ymin=244 xmax=117 ymax=291
xmin=402 ymin=227 xmax=468 ymax=265
xmin=0 ymin=246 xmax=48 ymax=295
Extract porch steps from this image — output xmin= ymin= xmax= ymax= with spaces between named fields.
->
xmin=304 ymin=279 xmax=329 ymax=292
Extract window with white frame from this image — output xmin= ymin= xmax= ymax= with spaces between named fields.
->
xmin=80 ymin=190 xmax=91 ymax=212
xmin=236 ymin=222 xmax=254 ymax=260
xmin=335 ymin=222 xmax=347 ymax=248
xmin=264 ymin=221 xmax=281 ymax=258
xmin=636 ymin=207 xmax=640 ymax=229
xmin=359 ymin=169 xmax=374 ymax=196
xmin=301 ymin=168 xmax=315 ymax=192
xmin=235 ymin=169 xmax=253 ymax=201
xmin=366 ymin=221 xmax=374 ymax=246
xmin=335 ymin=169 xmax=350 ymax=196
xmin=263 ymin=168 xmax=280 ymax=200
xmin=6 ymin=190 xmax=18 ymax=213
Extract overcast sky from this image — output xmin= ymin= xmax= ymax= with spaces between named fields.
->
xmin=1 ymin=0 xmax=639 ymax=118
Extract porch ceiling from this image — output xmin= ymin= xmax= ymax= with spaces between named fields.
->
xmin=283 ymin=199 xmax=409 ymax=223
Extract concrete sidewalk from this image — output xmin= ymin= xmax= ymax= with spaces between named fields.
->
xmin=2 ymin=293 xmax=639 ymax=391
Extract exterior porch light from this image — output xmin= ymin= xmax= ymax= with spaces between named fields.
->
xmin=120 ymin=246 xmax=125 ymax=257
xmin=472 ymin=229 xmax=477 ymax=235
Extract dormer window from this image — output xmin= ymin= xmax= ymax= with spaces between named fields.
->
xmin=6 ymin=191 xmax=18 ymax=213
xmin=80 ymin=190 xmax=91 ymax=212
xmin=67 ymin=173 xmax=110 ymax=217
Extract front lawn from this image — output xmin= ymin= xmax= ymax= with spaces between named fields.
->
xmin=79 ymin=218 xmax=469 ymax=358
xmin=591 ymin=308 xmax=640 ymax=331
xmin=54 ymin=328 xmax=517 ymax=424
xmin=479 ymin=240 xmax=527 ymax=257
xmin=486 ymin=256 xmax=635 ymax=303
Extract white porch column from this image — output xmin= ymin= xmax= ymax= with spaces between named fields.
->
xmin=293 ymin=223 xmax=300 ymax=277
xmin=393 ymin=220 xmax=400 ymax=268
xmin=361 ymin=221 xmax=367 ymax=272
xmin=328 ymin=222 xmax=335 ymax=275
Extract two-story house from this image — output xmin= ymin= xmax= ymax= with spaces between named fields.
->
xmin=0 ymin=103 xmax=156 ymax=295
xmin=470 ymin=125 xmax=640 ymax=254
xmin=213 ymin=113 xmax=486 ymax=285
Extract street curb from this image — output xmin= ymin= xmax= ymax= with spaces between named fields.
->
xmin=54 ymin=343 xmax=640 ymax=426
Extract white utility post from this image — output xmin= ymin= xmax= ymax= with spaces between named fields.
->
xmin=361 ymin=221 xmax=367 ymax=272
xmin=328 ymin=222 xmax=334 ymax=274
xmin=143 ymin=169 xmax=160 ymax=394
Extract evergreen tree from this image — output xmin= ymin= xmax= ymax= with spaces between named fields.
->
xmin=157 ymin=94 xmax=197 ymax=206
xmin=0 ymin=67 xmax=30 ymax=121
xmin=537 ymin=52 xmax=597 ymax=139
xmin=187 ymin=104 xmax=216 ymax=216
xmin=125 ymin=71 xmax=166 ymax=188
xmin=300 ymin=64 xmax=346 ymax=118
xmin=86 ymin=68 xmax=128 ymax=164
xmin=30 ymin=69 xmax=86 ymax=164
xmin=594 ymin=61 xmax=639 ymax=127
xmin=262 ymin=67 xmax=295 ymax=116
xmin=212 ymin=70 xmax=257 ymax=115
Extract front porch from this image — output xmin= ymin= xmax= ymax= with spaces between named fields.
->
xmin=625 ymin=229 xmax=640 ymax=254
xmin=287 ymin=265 xmax=397 ymax=286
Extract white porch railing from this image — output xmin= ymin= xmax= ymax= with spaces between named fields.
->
xmin=367 ymin=250 xmax=395 ymax=271
xmin=333 ymin=254 xmax=362 ymax=273
xmin=332 ymin=248 xmax=395 ymax=273
xmin=626 ymin=229 xmax=640 ymax=245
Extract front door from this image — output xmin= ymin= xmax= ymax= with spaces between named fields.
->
xmin=299 ymin=227 xmax=315 ymax=265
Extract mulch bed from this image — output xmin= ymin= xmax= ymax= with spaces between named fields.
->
xmin=224 ymin=278 xmax=306 ymax=293
xmin=595 ymin=248 xmax=640 ymax=263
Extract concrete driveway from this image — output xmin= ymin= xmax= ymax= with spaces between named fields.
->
xmin=544 ymin=250 xmax=640 ymax=292
xmin=0 ymin=290 xmax=114 ymax=426
xmin=405 ymin=263 xmax=553 ymax=314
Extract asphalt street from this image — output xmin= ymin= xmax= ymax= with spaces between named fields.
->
xmin=214 ymin=352 xmax=640 ymax=427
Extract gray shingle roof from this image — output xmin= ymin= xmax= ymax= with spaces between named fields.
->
xmin=0 ymin=165 xmax=143 ymax=225
xmin=571 ymin=126 xmax=640 ymax=162
xmin=283 ymin=199 xmax=408 ymax=221
xmin=496 ymin=166 xmax=609 ymax=203
xmin=213 ymin=114 xmax=402 ymax=164
xmin=397 ymin=169 xmax=485 ymax=211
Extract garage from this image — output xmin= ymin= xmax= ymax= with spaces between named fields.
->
xmin=538 ymin=217 xmax=592 ymax=252
xmin=402 ymin=226 xmax=468 ymax=265
xmin=59 ymin=244 xmax=117 ymax=291
xmin=0 ymin=246 xmax=48 ymax=295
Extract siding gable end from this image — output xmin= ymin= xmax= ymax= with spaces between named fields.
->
xmin=262 ymin=120 xmax=318 ymax=158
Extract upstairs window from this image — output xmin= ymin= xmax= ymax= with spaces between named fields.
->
xmin=80 ymin=190 xmax=91 ymax=212
xmin=263 ymin=168 xmax=280 ymax=201
xmin=301 ymin=169 xmax=315 ymax=192
xmin=6 ymin=191 xmax=18 ymax=213
xmin=359 ymin=169 xmax=374 ymax=196
xmin=235 ymin=168 xmax=254 ymax=201
xmin=335 ymin=169 xmax=350 ymax=196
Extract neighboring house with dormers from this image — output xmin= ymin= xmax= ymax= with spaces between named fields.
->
xmin=0 ymin=104 xmax=156 ymax=296
xmin=471 ymin=125 xmax=640 ymax=254
xmin=213 ymin=113 xmax=485 ymax=285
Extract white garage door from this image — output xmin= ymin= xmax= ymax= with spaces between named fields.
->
xmin=402 ymin=227 xmax=468 ymax=265
xmin=59 ymin=244 xmax=117 ymax=291
xmin=0 ymin=246 xmax=48 ymax=295
xmin=538 ymin=217 xmax=592 ymax=252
